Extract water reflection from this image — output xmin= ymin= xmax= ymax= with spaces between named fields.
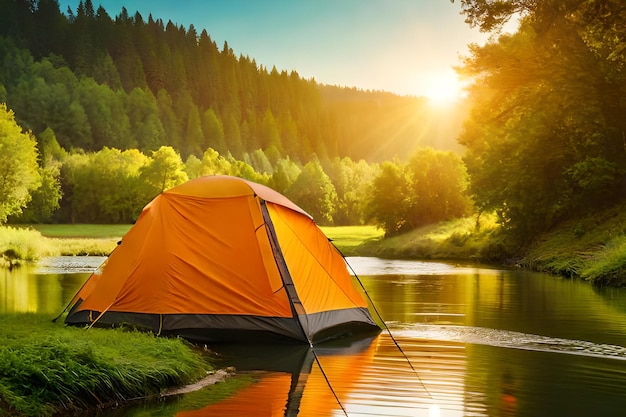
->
xmin=143 ymin=334 xmax=472 ymax=417
xmin=1 ymin=266 xmax=89 ymax=314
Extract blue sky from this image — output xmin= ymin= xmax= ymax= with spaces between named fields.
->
xmin=59 ymin=0 xmax=498 ymax=98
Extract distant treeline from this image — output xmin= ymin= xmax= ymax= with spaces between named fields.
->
xmin=0 ymin=0 xmax=464 ymax=164
xmin=1 ymin=101 xmax=470 ymax=232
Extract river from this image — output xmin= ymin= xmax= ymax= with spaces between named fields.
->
xmin=2 ymin=256 xmax=626 ymax=416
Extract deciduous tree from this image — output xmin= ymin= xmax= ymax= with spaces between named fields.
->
xmin=0 ymin=104 xmax=41 ymax=223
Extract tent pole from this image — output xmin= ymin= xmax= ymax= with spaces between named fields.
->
xmin=259 ymin=199 xmax=311 ymax=344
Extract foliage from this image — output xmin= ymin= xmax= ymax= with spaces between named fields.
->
xmin=581 ymin=237 xmax=626 ymax=286
xmin=9 ymin=161 xmax=62 ymax=224
xmin=138 ymin=146 xmax=188 ymax=201
xmin=458 ymin=0 xmax=626 ymax=241
xmin=0 ymin=103 xmax=41 ymax=224
xmin=63 ymin=147 xmax=149 ymax=223
xmin=366 ymin=160 xmax=411 ymax=236
xmin=287 ymin=158 xmax=338 ymax=225
xmin=324 ymin=157 xmax=380 ymax=226
xmin=406 ymin=147 xmax=473 ymax=227
xmin=0 ymin=1 xmax=470 ymax=230
xmin=367 ymin=149 xmax=472 ymax=236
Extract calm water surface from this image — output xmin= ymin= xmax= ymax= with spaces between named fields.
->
xmin=3 ymin=256 xmax=626 ymax=416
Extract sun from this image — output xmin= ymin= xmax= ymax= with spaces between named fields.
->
xmin=423 ymin=69 xmax=466 ymax=106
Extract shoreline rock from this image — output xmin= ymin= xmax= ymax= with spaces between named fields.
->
xmin=161 ymin=367 xmax=236 ymax=397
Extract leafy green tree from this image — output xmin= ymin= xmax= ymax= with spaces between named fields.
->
xmin=287 ymin=158 xmax=337 ymax=225
xmin=156 ymin=89 xmax=183 ymax=150
xmin=223 ymin=111 xmax=243 ymax=159
xmin=37 ymin=127 xmax=67 ymax=162
xmin=68 ymin=147 xmax=148 ymax=223
xmin=458 ymin=1 xmax=626 ymax=238
xmin=366 ymin=160 xmax=411 ymax=236
xmin=199 ymin=148 xmax=232 ymax=176
xmin=75 ymin=77 xmax=131 ymax=150
xmin=267 ymin=156 xmax=301 ymax=196
xmin=184 ymin=154 xmax=203 ymax=179
xmin=8 ymin=58 xmax=93 ymax=150
xmin=11 ymin=162 xmax=62 ymax=223
xmin=260 ymin=108 xmax=281 ymax=151
xmin=138 ymin=146 xmax=188 ymax=200
xmin=91 ymin=52 xmax=122 ymax=91
xmin=406 ymin=147 xmax=472 ymax=227
xmin=326 ymin=156 xmax=379 ymax=226
xmin=0 ymin=104 xmax=41 ymax=223
xmin=57 ymin=151 xmax=90 ymax=223
xmin=97 ymin=148 xmax=149 ymax=223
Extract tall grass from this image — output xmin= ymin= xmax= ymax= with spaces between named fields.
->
xmin=520 ymin=201 xmax=626 ymax=285
xmin=0 ymin=226 xmax=119 ymax=264
xmin=0 ymin=314 xmax=212 ymax=416
xmin=0 ymin=226 xmax=55 ymax=267
xmin=580 ymin=236 xmax=626 ymax=286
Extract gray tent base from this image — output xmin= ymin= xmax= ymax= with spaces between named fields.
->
xmin=65 ymin=308 xmax=381 ymax=345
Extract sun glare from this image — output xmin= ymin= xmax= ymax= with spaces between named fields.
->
xmin=423 ymin=69 xmax=466 ymax=106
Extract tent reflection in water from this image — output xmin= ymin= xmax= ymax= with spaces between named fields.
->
xmin=176 ymin=336 xmax=379 ymax=417
xmin=64 ymin=175 xmax=380 ymax=344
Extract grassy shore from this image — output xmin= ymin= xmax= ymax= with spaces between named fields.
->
xmin=0 ymin=314 xmax=214 ymax=417
xmin=341 ymin=203 xmax=626 ymax=286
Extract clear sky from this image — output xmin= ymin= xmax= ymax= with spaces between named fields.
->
xmin=60 ymin=0 xmax=496 ymax=99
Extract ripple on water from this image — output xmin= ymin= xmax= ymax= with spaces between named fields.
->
xmin=394 ymin=324 xmax=626 ymax=360
xmin=345 ymin=256 xmax=502 ymax=276
xmin=35 ymin=256 xmax=107 ymax=274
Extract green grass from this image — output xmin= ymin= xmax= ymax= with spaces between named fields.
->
xmin=520 ymin=201 xmax=626 ymax=285
xmin=320 ymin=225 xmax=384 ymax=255
xmin=23 ymin=224 xmax=132 ymax=238
xmin=354 ymin=215 xmax=501 ymax=261
xmin=0 ymin=314 xmax=213 ymax=417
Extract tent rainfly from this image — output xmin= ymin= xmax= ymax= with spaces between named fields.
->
xmin=64 ymin=175 xmax=380 ymax=344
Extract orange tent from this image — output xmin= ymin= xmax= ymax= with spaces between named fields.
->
xmin=64 ymin=175 xmax=379 ymax=344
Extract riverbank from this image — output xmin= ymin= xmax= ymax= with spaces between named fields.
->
xmin=348 ymin=202 xmax=626 ymax=287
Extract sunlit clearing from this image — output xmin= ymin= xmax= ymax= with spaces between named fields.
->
xmin=423 ymin=69 xmax=466 ymax=106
